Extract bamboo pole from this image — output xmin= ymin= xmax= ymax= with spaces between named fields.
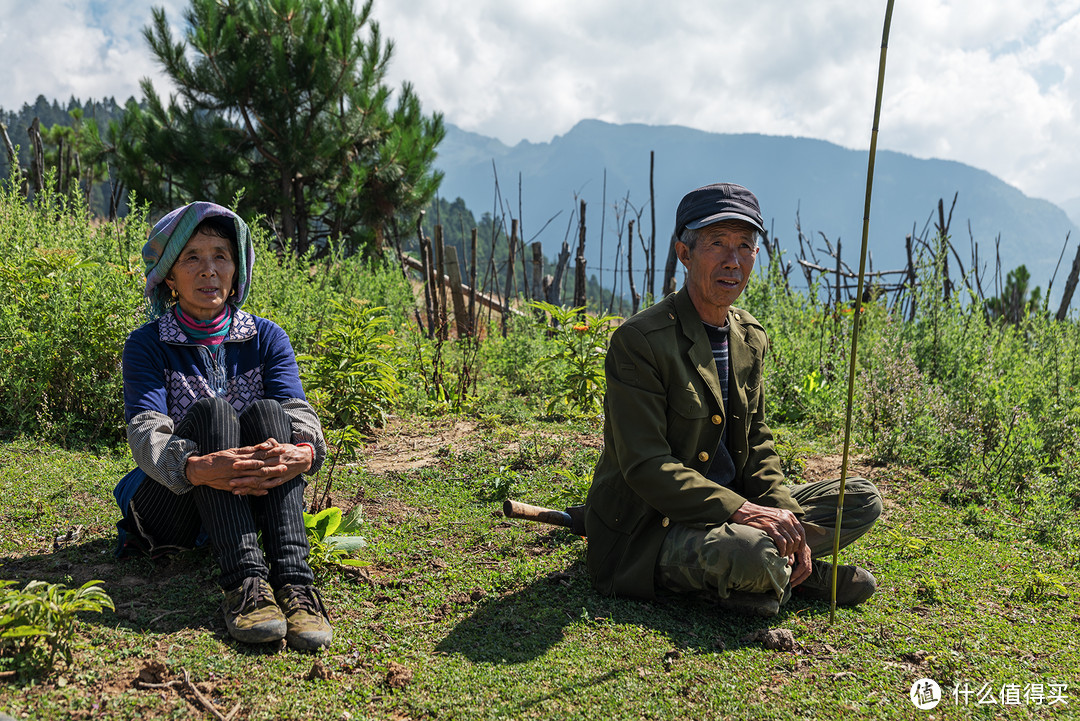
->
xmin=649 ymin=150 xmax=656 ymax=300
xmin=831 ymin=0 xmax=896 ymax=623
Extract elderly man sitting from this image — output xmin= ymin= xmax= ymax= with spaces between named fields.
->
xmin=584 ymin=182 xmax=881 ymax=616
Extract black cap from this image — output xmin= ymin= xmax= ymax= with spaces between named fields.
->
xmin=675 ymin=183 xmax=765 ymax=237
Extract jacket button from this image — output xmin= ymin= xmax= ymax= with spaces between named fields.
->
xmin=735 ymin=313 xmax=741 ymax=320
xmin=711 ymin=414 xmax=722 ymax=425
xmin=661 ymin=517 xmax=670 ymax=527
xmin=698 ymin=451 xmax=709 ymax=462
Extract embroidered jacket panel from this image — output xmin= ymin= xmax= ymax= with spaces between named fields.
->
xmin=117 ymin=309 xmax=326 ymax=505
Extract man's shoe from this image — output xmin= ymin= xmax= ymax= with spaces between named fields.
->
xmin=716 ymin=591 xmax=781 ymax=618
xmin=794 ymin=560 xmax=877 ymax=605
xmin=222 ymin=576 xmax=287 ymax=643
xmin=275 ymin=584 xmax=333 ymax=651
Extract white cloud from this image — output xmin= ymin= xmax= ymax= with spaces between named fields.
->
xmin=0 ymin=0 xmax=185 ymax=110
xmin=376 ymin=0 xmax=1080 ymax=204
xmin=2 ymin=0 xmax=1077 ymax=205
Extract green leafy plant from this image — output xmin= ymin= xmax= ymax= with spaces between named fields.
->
xmin=1013 ymin=570 xmax=1069 ymax=603
xmin=303 ymin=505 xmax=367 ymax=573
xmin=483 ymin=465 xmax=521 ymax=502
xmin=299 ymin=298 xmax=405 ymax=510
xmin=0 ymin=579 xmax=114 ymax=673
xmin=299 ymin=298 xmax=405 ymax=431
xmin=528 ymin=301 xmax=619 ymax=417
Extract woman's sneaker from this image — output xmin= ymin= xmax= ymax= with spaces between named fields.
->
xmin=222 ymin=577 xmax=287 ymax=643
xmin=275 ymin=584 xmax=333 ymax=650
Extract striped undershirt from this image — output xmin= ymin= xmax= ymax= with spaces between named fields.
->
xmin=702 ymin=322 xmax=736 ymax=486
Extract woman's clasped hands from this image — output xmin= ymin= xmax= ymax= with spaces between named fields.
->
xmin=184 ymin=438 xmax=313 ymax=495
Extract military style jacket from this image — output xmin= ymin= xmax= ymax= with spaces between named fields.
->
xmin=584 ymin=288 xmax=803 ymax=599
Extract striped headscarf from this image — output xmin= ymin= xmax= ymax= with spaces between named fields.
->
xmin=142 ymin=202 xmax=255 ymax=317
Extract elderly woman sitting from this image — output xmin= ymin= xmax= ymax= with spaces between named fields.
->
xmin=113 ymin=202 xmax=331 ymax=650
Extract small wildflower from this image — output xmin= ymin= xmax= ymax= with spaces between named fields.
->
xmin=573 ymin=324 xmax=588 ymax=333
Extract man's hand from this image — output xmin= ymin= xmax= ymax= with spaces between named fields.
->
xmin=729 ymin=501 xmax=805 ymax=556
xmin=788 ymin=537 xmax=813 ymax=587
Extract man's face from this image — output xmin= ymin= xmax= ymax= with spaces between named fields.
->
xmin=675 ymin=220 xmax=758 ymax=325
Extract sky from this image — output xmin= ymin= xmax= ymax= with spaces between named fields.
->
xmin=2 ymin=0 xmax=1078 ymax=208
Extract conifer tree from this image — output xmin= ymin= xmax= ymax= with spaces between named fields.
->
xmin=116 ymin=0 xmax=444 ymax=254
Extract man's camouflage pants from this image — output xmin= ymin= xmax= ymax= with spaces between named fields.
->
xmin=656 ymin=478 xmax=882 ymax=601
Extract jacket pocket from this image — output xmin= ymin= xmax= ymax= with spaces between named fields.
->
xmin=591 ymin=482 xmax=651 ymax=535
xmin=666 ymin=383 xmax=709 ymax=420
xmin=666 ymin=383 xmax=709 ymax=461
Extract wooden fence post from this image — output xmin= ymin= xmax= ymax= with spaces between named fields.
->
xmin=445 ymin=245 xmax=470 ymax=337
xmin=27 ymin=117 xmax=45 ymax=197
xmin=905 ymin=234 xmax=917 ymax=322
xmin=469 ymin=227 xmax=478 ymax=336
xmin=519 ymin=236 xmax=530 ymax=304
xmin=573 ymin=200 xmax=587 ymax=310
xmin=502 ymin=219 xmax=518 ymax=337
xmin=548 ymin=241 xmax=570 ymax=306
xmin=648 ymin=150 xmax=656 ymax=300
xmin=531 ymin=242 xmax=544 ymax=301
xmin=434 ymin=225 xmax=449 ymax=340
xmin=419 ymin=221 xmax=436 ymax=338
xmin=662 ymin=230 xmax=679 ymax=296
xmin=1056 ymin=237 xmax=1080 ymax=321
xmin=1 ymin=123 xmax=20 ymax=186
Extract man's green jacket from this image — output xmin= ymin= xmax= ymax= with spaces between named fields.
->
xmin=584 ymin=288 xmax=803 ymax=599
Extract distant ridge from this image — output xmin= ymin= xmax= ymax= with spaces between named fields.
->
xmin=1062 ymin=197 xmax=1080 ymax=228
xmin=434 ymin=120 xmax=1078 ymax=302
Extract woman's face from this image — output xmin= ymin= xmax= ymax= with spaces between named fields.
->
xmin=165 ymin=231 xmax=236 ymax=321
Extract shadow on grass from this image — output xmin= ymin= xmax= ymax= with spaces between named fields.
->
xmin=0 ymin=537 xmax=312 ymax=684
xmin=436 ymin=562 xmax=820 ymax=664
xmin=0 ymin=536 xmax=226 ymax=638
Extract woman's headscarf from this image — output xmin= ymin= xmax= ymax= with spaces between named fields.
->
xmin=142 ymin=202 xmax=255 ymax=317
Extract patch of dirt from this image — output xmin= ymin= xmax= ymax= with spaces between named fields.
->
xmin=384 ymin=661 xmax=413 ymax=689
xmin=800 ymin=454 xmax=882 ymax=483
xmin=448 ymin=588 xmax=486 ymax=605
xmin=362 ymin=417 xmax=479 ymax=474
xmin=741 ymin=628 xmax=797 ymax=652
xmin=799 ymin=453 xmax=902 ymax=518
xmin=356 ymin=494 xmax=428 ymax=527
xmin=305 ymin=659 xmax=333 ymax=681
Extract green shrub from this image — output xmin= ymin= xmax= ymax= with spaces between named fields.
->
xmin=0 ymin=189 xmax=146 ymax=444
xmin=303 ymin=505 xmax=367 ymax=575
xmin=247 ymin=237 xmax=415 ymax=355
xmin=528 ymin=301 xmax=619 ymax=417
xmin=299 ymin=298 xmax=406 ymax=432
xmin=479 ymin=313 xmax=556 ymax=397
xmin=0 ymin=579 xmax=114 ymax=674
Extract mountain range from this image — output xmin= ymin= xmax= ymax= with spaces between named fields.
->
xmin=433 ymin=120 xmax=1080 ymax=304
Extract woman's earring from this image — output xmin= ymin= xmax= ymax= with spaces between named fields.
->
xmin=171 ymin=287 xmax=179 ymax=300
xmin=230 ymin=288 xmax=236 ymax=297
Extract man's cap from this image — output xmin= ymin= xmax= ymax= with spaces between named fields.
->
xmin=675 ymin=183 xmax=765 ymax=236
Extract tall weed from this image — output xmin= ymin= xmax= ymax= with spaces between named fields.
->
xmin=0 ymin=187 xmax=146 ymax=444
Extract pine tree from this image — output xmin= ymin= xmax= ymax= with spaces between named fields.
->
xmin=116 ymin=0 xmax=444 ymax=255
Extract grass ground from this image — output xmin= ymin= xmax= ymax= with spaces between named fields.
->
xmin=1 ymin=414 xmax=1078 ymax=720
